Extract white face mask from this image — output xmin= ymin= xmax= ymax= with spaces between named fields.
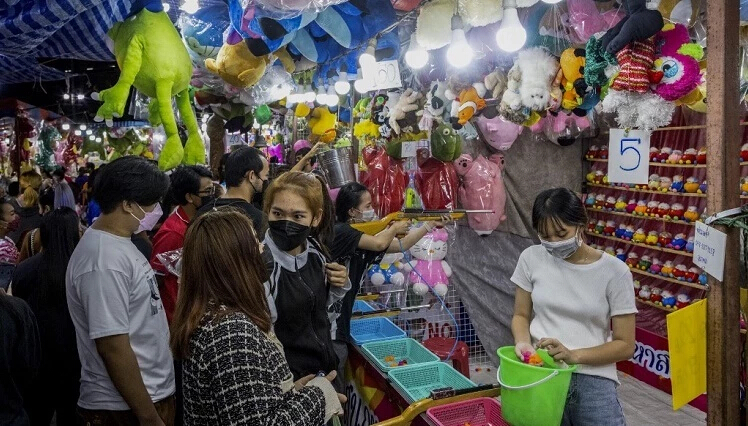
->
xmin=540 ymin=229 xmax=582 ymax=259
xmin=361 ymin=208 xmax=377 ymax=221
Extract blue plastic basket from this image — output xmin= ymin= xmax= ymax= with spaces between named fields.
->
xmin=350 ymin=317 xmax=405 ymax=345
xmin=387 ymin=362 xmax=476 ymax=403
xmin=361 ymin=338 xmax=441 ymax=371
xmin=353 ymin=300 xmax=375 ymax=313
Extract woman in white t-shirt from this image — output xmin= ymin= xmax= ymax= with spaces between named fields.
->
xmin=511 ymin=188 xmax=637 ymax=426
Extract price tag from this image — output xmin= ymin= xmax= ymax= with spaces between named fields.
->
xmin=693 ymin=222 xmax=727 ymax=281
xmin=607 ymin=129 xmax=650 ymax=185
xmin=401 ymin=141 xmax=417 ymax=158
xmin=362 ymin=60 xmax=402 ymax=91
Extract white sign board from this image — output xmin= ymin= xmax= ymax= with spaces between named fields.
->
xmin=401 ymin=141 xmax=417 ymax=158
xmin=693 ymin=222 xmax=727 ymax=281
xmin=362 ymin=60 xmax=402 ymax=91
xmin=608 ymin=129 xmax=651 ymax=185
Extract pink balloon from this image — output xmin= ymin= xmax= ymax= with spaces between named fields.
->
xmin=476 ymin=115 xmax=523 ymax=151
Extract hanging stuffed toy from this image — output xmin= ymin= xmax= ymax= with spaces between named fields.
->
xmin=416 ymin=0 xmax=456 ymax=50
xmin=308 ymin=106 xmax=337 ymax=142
xmin=430 ymin=123 xmax=462 ymax=162
xmin=389 ymin=89 xmax=423 ymax=135
xmin=517 ymin=48 xmax=561 ymax=111
xmin=454 ymin=153 xmax=507 ymax=235
xmin=368 ymin=253 xmax=406 ymax=287
xmin=600 ymin=0 xmax=664 ymax=55
xmin=651 ymin=23 xmax=704 ymax=102
xmin=419 ymin=81 xmax=448 ymax=131
xmin=475 ymin=115 xmax=523 ymax=151
xmin=559 ymin=47 xmax=599 ymax=115
xmin=93 ymin=6 xmax=204 ymax=171
xmin=403 ymin=228 xmax=452 ymax=297
xmin=36 ymin=127 xmax=60 ymax=172
xmin=447 ymin=83 xmax=488 ymax=129
xmin=500 ymin=65 xmax=528 ymax=125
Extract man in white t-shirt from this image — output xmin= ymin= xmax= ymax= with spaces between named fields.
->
xmin=66 ymin=156 xmax=174 ymax=426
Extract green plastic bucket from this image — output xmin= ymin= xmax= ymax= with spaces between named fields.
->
xmin=496 ymin=346 xmax=577 ymax=426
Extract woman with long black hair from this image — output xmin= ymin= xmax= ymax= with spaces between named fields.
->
xmin=12 ymin=207 xmax=82 ymax=426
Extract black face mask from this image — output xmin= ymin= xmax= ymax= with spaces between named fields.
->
xmin=268 ymin=220 xmax=311 ymax=251
xmin=199 ymin=194 xmax=216 ymax=207
xmin=250 ymin=175 xmax=269 ymax=194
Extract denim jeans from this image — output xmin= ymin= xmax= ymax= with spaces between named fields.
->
xmin=561 ymin=373 xmax=626 ymax=426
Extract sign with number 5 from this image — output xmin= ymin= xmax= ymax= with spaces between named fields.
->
xmin=608 ymin=129 xmax=651 ymax=185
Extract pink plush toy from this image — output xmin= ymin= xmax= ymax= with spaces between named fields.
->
xmin=475 ymin=115 xmax=522 ymax=151
xmin=268 ymin=141 xmax=284 ymax=163
xmin=652 ymin=24 xmax=704 ymax=102
xmin=454 ymin=154 xmax=507 ymax=236
xmin=403 ymin=228 xmax=452 ymax=298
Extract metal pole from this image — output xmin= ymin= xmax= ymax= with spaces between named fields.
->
xmin=706 ymin=1 xmax=741 ymax=423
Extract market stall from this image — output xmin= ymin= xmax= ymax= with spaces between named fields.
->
xmin=2 ymin=0 xmax=748 ymax=424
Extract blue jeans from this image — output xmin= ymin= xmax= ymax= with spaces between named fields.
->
xmin=561 ymin=373 xmax=626 ymax=426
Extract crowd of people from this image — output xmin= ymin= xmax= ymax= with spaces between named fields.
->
xmin=0 ymin=144 xmax=638 ymax=426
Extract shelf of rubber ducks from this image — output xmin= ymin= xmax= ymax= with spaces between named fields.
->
xmin=582 ymin=116 xmax=748 ymax=337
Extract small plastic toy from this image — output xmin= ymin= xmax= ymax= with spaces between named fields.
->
xmin=647 ymin=174 xmax=661 ymax=190
xmin=699 ymin=271 xmax=707 ymax=286
xmin=626 ymin=199 xmax=638 ymax=214
xmin=599 ymin=146 xmax=609 ymax=159
xmin=585 ymin=193 xmax=596 ymax=207
xmin=616 ymin=248 xmax=627 ymax=262
xmin=684 ymin=176 xmax=700 ymax=193
xmin=672 ymin=264 xmax=688 ymax=280
xmin=646 ymin=200 xmax=660 ymax=216
xmin=586 ymin=171 xmax=596 ymax=184
xmin=669 ymin=233 xmax=687 ymax=251
xmin=625 ymin=252 xmax=640 ymax=268
xmin=521 ymin=351 xmax=544 ymax=367
xmin=595 ymin=194 xmax=606 ymax=209
xmin=698 ymin=180 xmax=707 ymax=194
xmin=675 ymin=293 xmax=691 ymax=309
xmin=639 ymin=285 xmax=651 ymax=301
xmin=661 ymin=261 xmax=675 ymax=277
xmin=595 ymin=220 xmax=606 ymax=234
xmin=658 ymin=176 xmax=672 ymax=192
xmin=650 ymin=287 xmax=663 ymax=304
xmin=605 ymin=196 xmax=617 ymax=211
xmin=670 ymin=175 xmax=685 ymax=193
xmin=604 ymin=220 xmax=616 ymax=236
xmin=655 ymin=202 xmax=670 ymax=219
xmin=683 ymin=206 xmax=700 ymax=222
xmin=681 ymin=148 xmax=697 ymax=164
xmin=385 ymin=355 xmax=396 ymax=362
xmin=658 ymin=231 xmax=673 ymax=247
xmin=637 ymin=255 xmax=652 ymax=271
xmin=669 ymin=203 xmax=685 ymax=221
xmin=741 ymin=143 xmax=748 ymax=163
xmin=624 ymin=225 xmax=636 ymax=241
xmin=649 ymin=258 xmax=663 ymax=275
xmin=666 ymin=149 xmax=683 ymax=164
xmin=661 ymin=290 xmax=676 ymax=308
xmin=586 ymin=145 xmax=600 ymax=159
xmin=696 ymin=147 xmax=707 ymax=164
xmin=741 ymin=177 xmax=748 ymax=196
xmin=632 ymin=228 xmax=647 ymax=244
xmin=685 ymin=267 xmax=700 ymax=283
xmin=656 ymin=147 xmax=672 ymax=163
xmin=645 ymin=231 xmax=659 ymax=246
xmin=588 ymin=219 xmax=597 ymax=232
xmin=649 ymin=147 xmax=660 ymax=162
xmin=614 ymin=224 xmax=627 ymax=239
xmin=634 ymin=201 xmax=648 ymax=216
xmin=685 ymin=237 xmax=694 ymax=253
xmin=615 ymin=197 xmax=627 ymax=212
xmin=634 ymin=280 xmax=641 ymax=297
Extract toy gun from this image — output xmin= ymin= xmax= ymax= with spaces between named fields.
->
xmin=351 ymin=208 xmax=494 ymax=235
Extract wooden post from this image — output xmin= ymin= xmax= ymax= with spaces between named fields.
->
xmin=706 ymin=1 xmax=741 ymax=424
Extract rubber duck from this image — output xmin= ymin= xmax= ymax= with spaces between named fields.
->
xmin=639 ymin=285 xmax=651 ymax=300
xmin=669 ymin=203 xmax=685 ymax=221
xmin=681 ymin=148 xmax=697 ymax=164
xmin=661 ymin=261 xmax=675 ymax=277
xmin=632 ymin=228 xmax=647 ymax=244
xmin=649 ymin=147 xmax=660 ymax=162
xmin=638 ymin=255 xmax=653 ymax=270
xmin=661 ymin=290 xmax=676 ymax=308
xmin=649 ymin=258 xmax=663 ymax=275
xmin=625 ymin=252 xmax=640 ymax=268
xmin=603 ymin=220 xmax=616 ymax=236
xmin=670 ymin=175 xmax=684 ymax=193
xmin=645 ymin=231 xmax=659 ymax=246
xmin=634 ymin=200 xmax=648 ymax=216
xmin=658 ymin=231 xmax=673 ymax=247
xmin=650 ymin=287 xmax=663 ymax=304
xmin=667 ymin=149 xmax=683 ymax=164
xmin=586 ymin=145 xmax=600 ymax=160
xmin=684 ymin=176 xmax=700 ymax=193
xmin=683 ymin=206 xmax=700 ymax=222
xmin=656 ymin=202 xmax=670 ymax=219
xmin=626 ymin=199 xmax=638 ymax=214
xmin=696 ymin=147 xmax=707 ymax=164
xmin=673 ymin=264 xmax=688 ymax=280
xmin=675 ymin=294 xmax=691 ymax=309
xmin=624 ymin=225 xmax=635 ymax=241
xmin=615 ymin=197 xmax=627 ymax=212
xmin=656 ymin=147 xmax=672 ymax=163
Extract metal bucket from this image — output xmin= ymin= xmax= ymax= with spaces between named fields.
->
xmin=317 ymin=147 xmax=356 ymax=188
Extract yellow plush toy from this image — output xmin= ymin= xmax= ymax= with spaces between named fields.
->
xmin=295 ymin=103 xmax=311 ymax=118
xmin=309 ymin=107 xmax=337 ymax=140
xmin=205 ymin=43 xmax=294 ymax=88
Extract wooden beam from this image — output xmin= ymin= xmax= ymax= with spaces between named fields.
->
xmin=706 ymin=1 xmax=742 ymax=424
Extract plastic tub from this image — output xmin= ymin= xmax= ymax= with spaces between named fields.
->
xmin=353 ymin=300 xmax=375 ymax=313
xmin=426 ymin=397 xmax=509 ymax=426
xmin=350 ymin=317 xmax=406 ymax=345
xmin=361 ymin=338 xmax=440 ymax=371
xmin=387 ymin=362 xmax=476 ymax=403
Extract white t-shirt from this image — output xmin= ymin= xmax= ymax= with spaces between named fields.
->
xmin=511 ymin=245 xmax=637 ymax=383
xmin=66 ymin=228 xmax=175 ymax=410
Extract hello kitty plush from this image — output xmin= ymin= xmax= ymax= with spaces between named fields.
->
xmin=368 ymin=253 xmax=405 ymax=287
xmin=403 ymin=228 xmax=452 ymax=297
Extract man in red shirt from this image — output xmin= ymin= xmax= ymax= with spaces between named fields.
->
xmin=150 ymin=165 xmax=215 ymax=323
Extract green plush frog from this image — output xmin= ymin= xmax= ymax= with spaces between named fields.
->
xmin=93 ymin=9 xmax=204 ymax=170
xmin=430 ymin=123 xmax=462 ymax=162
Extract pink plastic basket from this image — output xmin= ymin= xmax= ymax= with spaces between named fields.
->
xmin=425 ymin=397 xmax=509 ymax=426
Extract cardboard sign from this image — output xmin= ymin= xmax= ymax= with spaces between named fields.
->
xmin=694 ymin=222 xmax=727 ymax=281
xmin=362 ymin=60 xmax=402 ymax=91
xmin=607 ymin=129 xmax=651 ymax=185
xmin=667 ymin=300 xmax=707 ymax=410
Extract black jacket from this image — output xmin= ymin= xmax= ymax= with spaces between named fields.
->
xmin=262 ymin=232 xmax=350 ymax=380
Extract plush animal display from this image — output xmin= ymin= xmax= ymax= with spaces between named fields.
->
xmin=93 ymin=8 xmax=204 ymax=171
xmin=368 ymin=253 xmax=406 ymax=287
xmin=309 ymin=107 xmax=337 ymax=142
xmin=475 ymin=115 xmax=523 ymax=151
xmin=389 ymin=89 xmax=423 ymax=135
xmin=416 ymin=157 xmax=459 ymax=210
xmin=559 ymin=47 xmax=598 ymax=115
xmin=454 ymin=154 xmax=507 ymax=235
xmin=430 ymin=123 xmax=462 ymax=162
xmin=205 ymin=42 xmax=270 ymax=88
xmin=361 ymin=145 xmax=409 ymax=217
xmin=517 ymin=48 xmax=560 ymax=111
xmin=106 ymin=128 xmax=151 ymax=161
xmin=370 ymin=93 xmax=390 ymax=126
xmin=448 ymin=83 xmax=488 ymax=128
xmin=403 ymin=228 xmax=452 ymax=297
xmin=180 ymin=3 xmax=229 ymax=64
xmin=419 ymin=81 xmax=448 ymax=131
xmin=500 ymin=65 xmax=527 ymax=124
xmin=484 ymin=69 xmax=508 ymax=99
xmin=600 ymin=0 xmax=664 ymax=55
xmin=652 ymin=24 xmax=704 ymax=102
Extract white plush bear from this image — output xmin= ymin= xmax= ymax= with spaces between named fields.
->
xmin=402 ymin=229 xmax=452 ymax=297
xmin=515 ymin=47 xmax=559 ymax=111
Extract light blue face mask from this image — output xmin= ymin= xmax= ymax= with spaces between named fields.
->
xmin=539 ymin=229 xmax=582 ymax=259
